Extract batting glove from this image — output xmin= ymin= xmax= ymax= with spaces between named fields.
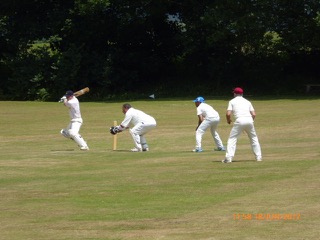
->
xmin=59 ymin=96 xmax=67 ymax=102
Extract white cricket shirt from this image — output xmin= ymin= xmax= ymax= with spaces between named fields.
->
xmin=227 ymin=96 xmax=254 ymax=119
xmin=196 ymin=102 xmax=219 ymax=119
xmin=121 ymin=108 xmax=155 ymax=127
xmin=65 ymin=97 xmax=82 ymax=120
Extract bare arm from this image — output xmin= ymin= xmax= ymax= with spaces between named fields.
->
xmin=196 ymin=115 xmax=204 ymax=130
xmin=226 ymin=110 xmax=232 ymax=124
xmin=250 ymin=110 xmax=256 ymax=120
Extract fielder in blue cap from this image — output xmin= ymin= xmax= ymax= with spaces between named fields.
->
xmin=192 ymin=96 xmax=225 ymax=152
xmin=193 ymin=96 xmax=205 ymax=103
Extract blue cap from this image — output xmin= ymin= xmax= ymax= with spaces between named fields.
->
xmin=193 ymin=96 xmax=205 ymax=103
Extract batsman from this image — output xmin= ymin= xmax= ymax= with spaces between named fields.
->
xmin=59 ymin=89 xmax=89 ymax=151
xmin=110 ymin=103 xmax=156 ymax=152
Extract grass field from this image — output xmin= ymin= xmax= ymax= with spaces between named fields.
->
xmin=0 ymin=98 xmax=319 ymax=240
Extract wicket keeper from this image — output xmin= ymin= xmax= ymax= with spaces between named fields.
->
xmin=112 ymin=103 xmax=156 ymax=152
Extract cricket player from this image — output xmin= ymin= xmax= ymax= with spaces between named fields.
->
xmin=193 ymin=96 xmax=225 ymax=152
xmin=60 ymin=90 xmax=89 ymax=151
xmin=222 ymin=87 xmax=262 ymax=163
xmin=116 ymin=103 xmax=156 ymax=152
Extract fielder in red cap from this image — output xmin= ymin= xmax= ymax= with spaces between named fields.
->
xmin=222 ymin=87 xmax=262 ymax=163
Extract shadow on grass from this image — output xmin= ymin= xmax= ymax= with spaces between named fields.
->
xmin=211 ymin=160 xmax=260 ymax=163
xmin=51 ymin=149 xmax=75 ymax=152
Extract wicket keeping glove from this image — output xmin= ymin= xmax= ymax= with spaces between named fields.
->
xmin=110 ymin=126 xmax=121 ymax=135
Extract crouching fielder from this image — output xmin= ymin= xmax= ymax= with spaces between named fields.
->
xmin=60 ymin=90 xmax=89 ymax=151
xmin=116 ymin=103 xmax=156 ymax=152
xmin=193 ymin=96 xmax=225 ymax=152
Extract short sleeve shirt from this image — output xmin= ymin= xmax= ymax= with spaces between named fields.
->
xmin=227 ymin=96 xmax=254 ymax=119
xmin=197 ymin=102 xmax=219 ymax=119
xmin=65 ymin=97 xmax=82 ymax=120
xmin=121 ymin=108 xmax=155 ymax=127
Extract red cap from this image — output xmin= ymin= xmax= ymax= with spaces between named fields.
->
xmin=233 ymin=87 xmax=243 ymax=94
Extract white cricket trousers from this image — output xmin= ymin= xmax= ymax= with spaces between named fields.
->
xmin=63 ymin=118 xmax=88 ymax=149
xmin=196 ymin=117 xmax=224 ymax=149
xmin=130 ymin=121 xmax=156 ymax=150
xmin=225 ymin=117 xmax=261 ymax=161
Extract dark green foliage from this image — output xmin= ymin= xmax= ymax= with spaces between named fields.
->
xmin=0 ymin=0 xmax=320 ymax=100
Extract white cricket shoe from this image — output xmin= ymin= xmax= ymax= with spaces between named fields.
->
xmin=131 ymin=147 xmax=142 ymax=152
xmin=80 ymin=146 xmax=89 ymax=151
xmin=222 ymin=159 xmax=232 ymax=163
xmin=143 ymin=148 xmax=149 ymax=152
xmin=192 ymin=148 xmax=203 ymax=152
xmin=214 ymin=147 xmax=226 ymax=151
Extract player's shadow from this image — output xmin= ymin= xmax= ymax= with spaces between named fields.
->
xmin=51 ymin=149 xmax=75 ymax=152
xmin=211 ymin=159 xmax=260 ymax=163
xmin=111 ymin=149 xmax=142 ymax=152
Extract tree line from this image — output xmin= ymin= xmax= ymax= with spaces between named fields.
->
xmin=1 ymin=0 xmax=320 ymax=101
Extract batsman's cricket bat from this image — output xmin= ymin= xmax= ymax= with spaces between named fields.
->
xmin=74 ymin=87 xmax=90 ymax=97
